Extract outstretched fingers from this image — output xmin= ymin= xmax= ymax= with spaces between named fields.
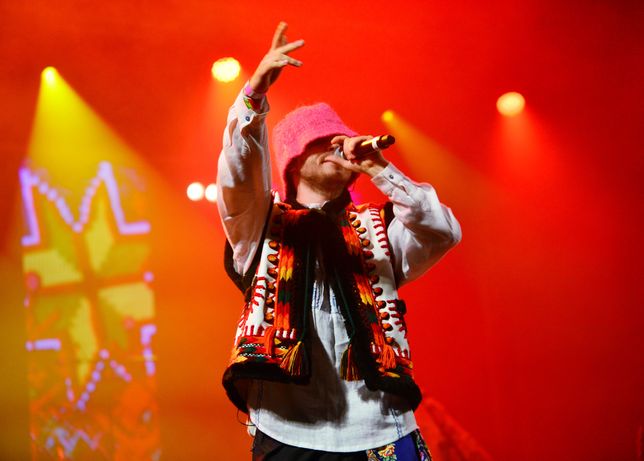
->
xmin=277 ymin=39 xmax=305 ymax=55
xmin=266 ymin=40 xmax=304 ymax=68
xmin=274 ymin=37 xmax=305 ymax=69
xmin=271 ymin=21 xmax=289 ymax=50
xmin=271 ymin=56 xmax=302 ymax=68
xmin=251 ymin=22 xmax=304 ymax=93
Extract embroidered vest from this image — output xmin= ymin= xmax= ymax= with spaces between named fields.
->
xmin=222 ymin=193 xmax=421 ymax=413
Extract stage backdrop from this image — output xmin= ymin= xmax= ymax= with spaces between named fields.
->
xmin=1 ymin=1 xmax=642 ymax=460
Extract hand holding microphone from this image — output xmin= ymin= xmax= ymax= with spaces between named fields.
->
xmin=334 ymin=134 xmax=395 ymax=159
xmin=329 ymin=134 xmax=394 ymax=178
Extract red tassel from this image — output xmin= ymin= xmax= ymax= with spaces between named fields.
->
xmin=340 ymin=344 xmax=361 ymax=381
xmin=280 ymin=340 xmax=306 ymax=376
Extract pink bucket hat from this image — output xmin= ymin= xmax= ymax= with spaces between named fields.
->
xmin=272 ymin=103 xmax=357 ymax=198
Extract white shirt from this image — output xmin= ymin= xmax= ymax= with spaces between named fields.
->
xmin=216 ymin=90 xmax=461 ymax=452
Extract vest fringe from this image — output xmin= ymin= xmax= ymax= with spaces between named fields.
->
xmin=279 ymin=340 xmax=307 ymax=376
xmin=339 ymin=343 xmax=361 ymax=381
xmin=380 ymin=343 xmax=397 ymax=371
xmin=263 ymin=326 xmax=276 ymax=356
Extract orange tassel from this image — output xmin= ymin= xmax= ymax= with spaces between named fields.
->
xmin=280 ymin=340 xmax=306 ymax=376
xmin=380 ymin=343 xmax=397 ymax=371
xmin=263 ymin=326 xmax=276 ymax=356
xmin=340 ymin=344 xmax=361 ymax=381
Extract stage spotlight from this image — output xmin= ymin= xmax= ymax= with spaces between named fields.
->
xmin=212 ymin=57 xmax=241 ymax=83
xmin=42 ymin=66 xmax=57 ymax=85
xmin=382 ymin=110 xmax=394 ymax=123
xmin=187 ymin=182 xmax=204 ymax=201
xmin=497 ymin=92 xmax=525 ymax=117
xmin=204 ymin=183 xmax=218 ymax=202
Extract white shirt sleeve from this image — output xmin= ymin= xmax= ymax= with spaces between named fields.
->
xmin=216 ymin=89 xmax=272 ymax=276
xmin=371 ymin=163 xmax=462 ymax=286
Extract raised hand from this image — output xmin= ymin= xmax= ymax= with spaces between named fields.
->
xmin=249 ymin=22 xmax=305 ymax=94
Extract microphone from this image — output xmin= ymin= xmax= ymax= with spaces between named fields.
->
xmin=334 ymin=134 xmax=396 ymax=159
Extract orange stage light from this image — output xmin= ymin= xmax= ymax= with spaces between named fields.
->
xmin=204 ymin=183 xmax=217 ymax=202
xmin=186 ymin=182 xmax=204 ymax=201
xmin=211 ymin=57 xmax=241 ymax=83
xmin=497 ymin=92 xmax=525 ymax=117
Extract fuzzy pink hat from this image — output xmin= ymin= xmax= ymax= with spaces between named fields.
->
xmin=272 ymin=103 xmax=357 ymax=198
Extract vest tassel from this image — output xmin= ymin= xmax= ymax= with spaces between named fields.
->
xmin=263 ymin=326 xmax=276 ymax=356
xmin=340 ymin=343 xmax=361 ymax=381
xmin=380 ymin=343 xmax=397 ymax=371
xmin=280 ymin=340 xmax=307 ymax=376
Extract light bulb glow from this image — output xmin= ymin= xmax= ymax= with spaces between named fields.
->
xmin=382 ymin=110 xmax=394 ymax=123
xmin=42 ymin=66 xmax=57 ymax=85
xmin=211 ymin=57 xmax=241 ymax=83
xmin=497 ymin=92 xmax=525 ymax=117
xmin=204 ymin=183 xmax=218 ymax=202
xmin=186 ymin=182 xmax=204 ymax=201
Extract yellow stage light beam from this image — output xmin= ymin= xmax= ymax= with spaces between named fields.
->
xmin=381 ymin=110 xmax=495 ymax=212
xmin=28 ymin=68 xmax=149 ymax=207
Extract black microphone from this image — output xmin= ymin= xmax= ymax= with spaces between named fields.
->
xmin=334 ymin=134 xmax=396 ymax=159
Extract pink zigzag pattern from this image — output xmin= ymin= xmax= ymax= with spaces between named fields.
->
xmin=46 ymin=426 xmax=101 ymax=455
xmin=20 ymin=161 xmax=150 ymax=247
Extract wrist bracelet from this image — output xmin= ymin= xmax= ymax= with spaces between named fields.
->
xmin=243 ymin=82 xmax=266 ymax=100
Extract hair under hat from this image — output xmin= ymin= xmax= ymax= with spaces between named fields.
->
xmin=272 ymin=103 xmax=357 ymax=198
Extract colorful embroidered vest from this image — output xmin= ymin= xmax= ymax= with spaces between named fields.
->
xmin=222 ymin=192 xmax=421 ymax=413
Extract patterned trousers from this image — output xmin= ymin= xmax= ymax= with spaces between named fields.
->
xmin=251 ymin=428 xmax=432 ymax=461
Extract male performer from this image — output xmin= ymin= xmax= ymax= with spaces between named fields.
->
xmin=216 ymin=22 xmax=461 ymax=460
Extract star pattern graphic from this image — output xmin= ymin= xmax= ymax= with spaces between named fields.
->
xmin=21 ymin=162 xmax=161 ymax=460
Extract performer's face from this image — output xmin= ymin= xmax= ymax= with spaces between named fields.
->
xmin=292 ymin=136 xmax=353 ymax=194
